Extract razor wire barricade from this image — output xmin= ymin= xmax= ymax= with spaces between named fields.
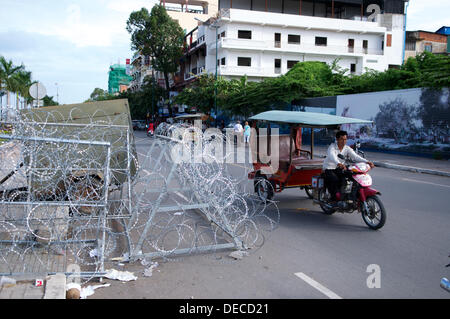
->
xmin=0 ymin=110 xmax=137 ymax=282
xmin=125 ymin=123 xmax=280 ymax=262
xmin=0 ymin=111 xmax=279 ymax=282
xmin=0 ymin=134 xmax=112 ymax=280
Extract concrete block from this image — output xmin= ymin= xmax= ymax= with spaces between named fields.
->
xmin=44 ymin=273 xmax=66 ymax=299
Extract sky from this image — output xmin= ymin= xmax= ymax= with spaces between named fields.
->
xmin=0 ymin=0 xmax=449 ymax=105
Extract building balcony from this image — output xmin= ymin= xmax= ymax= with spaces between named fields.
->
xmin=184 ymin=66 xmax=206 ymax=80
xmin=185 ymin=34 xmax=206 ymax=53
xmin=209 ymin=37 xmax=384 ymax=56
xmin=216 ymin=65 xmax=280 ymax=78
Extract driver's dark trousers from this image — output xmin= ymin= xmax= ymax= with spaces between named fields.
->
xmin=324 ymin=168 xmax=345 ymax=201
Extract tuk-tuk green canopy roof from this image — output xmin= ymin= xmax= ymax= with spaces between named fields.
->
xmin=174 ymin=113 xmax=206 ymax=120
xmin=249 ymin=110 xmax=373 ymax=128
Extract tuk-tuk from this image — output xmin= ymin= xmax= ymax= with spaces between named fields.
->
xmin=174 ymin=113 xmax=209 ymax=127
xmin=247 ymin=110 xmax=372 ymax=202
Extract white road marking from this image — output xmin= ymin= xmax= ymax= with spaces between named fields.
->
xmin=401 ymin=178 xmax=450 ymax=189
xmin=294 ymin=272 xmax=343 ymax=299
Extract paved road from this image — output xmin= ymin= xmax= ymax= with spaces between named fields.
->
xmin=91 ymin=131 xmax=450 ymax=299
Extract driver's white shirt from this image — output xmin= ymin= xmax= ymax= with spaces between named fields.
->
xmin=323 ymin=142 xmax=367 ymax=170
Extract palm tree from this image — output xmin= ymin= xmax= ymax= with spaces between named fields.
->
xmin=14 ymin=70 xmax=34 ymax=109
xmin=0 ymin=56 xmax=24 ymax=110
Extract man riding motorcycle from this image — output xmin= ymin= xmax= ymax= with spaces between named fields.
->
xmin=323 ymin=130 xmax=374 ymax=207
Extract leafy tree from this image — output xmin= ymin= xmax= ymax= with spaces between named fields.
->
xmin=174 ymin=52 xmax=450 ymax=119
xmin=42 ymin=95 xmax=59 ymax=107
xmin=86 ymin=76 xmax=166 ymax=120
xmin=126 ymin=76 xmax=166 ymax=119
xmin=87 ymin=88 xmax=109 ymax=101
xmin=175 ymin=74 xmax=221 ymax=115
xmin=126 ymin=5 xmax=184 ymax=115
xmin=14 ymin=70 xmax=34 ymax=108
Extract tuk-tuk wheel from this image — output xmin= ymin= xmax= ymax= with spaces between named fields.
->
xmin=303 ymin=186 xmax=314 ymax=199
xmin=254 ymin=176 xmax=274 ymax=203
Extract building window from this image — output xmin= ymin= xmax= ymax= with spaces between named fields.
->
xmin=274 ymin=59 xmax=281 ymax=73
xmin=238 ymin=30 xmax=252 ymax=39
xmin=363 ymin=40 xmax=368 ymax=54
xmin=348 ymin=39 xmax=354 ymax=53
xmin=274 ymin=33 xmax=281 ymax=48
xmin=424 ymin=43 xmax=433 ymax=52
xmin=405 ymin=40 xmax=416 ymax=51
xmin=221 ymin=57 xmax=226 ymax=65
xmin=315 ymin=37 xmax=327 ymax=46
xmin=221 ymin=31 xmax=226 ymax=38
xmin=288 ymin=34 xmax=301 ymax=44
xmin=238 ymin=57 xmax=252 ymax=67
xmin=287 ymin=60 xmax=299 ymax=69
xmin=350 ymin=63 xmax=356 ymax=74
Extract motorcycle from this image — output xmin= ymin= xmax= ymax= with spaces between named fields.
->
xmin=312 ymin=154 xmax=386 ymax=230
xmin=351 ymin=140 xmax=365 ymax=158
xmin=147 ymin=124 xmax=154 ymax=137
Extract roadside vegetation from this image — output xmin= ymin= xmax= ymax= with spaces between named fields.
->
xmin=175 ymin=52 xmax=450 ymax=117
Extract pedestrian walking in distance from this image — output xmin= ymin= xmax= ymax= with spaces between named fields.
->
xmin=244 ymin=121 xmax=251 ymax=144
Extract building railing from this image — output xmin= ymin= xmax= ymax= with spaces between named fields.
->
xmin=219 ymin=7 xmax=378 ymax=23
xmin=217 ymin=65 xmax=277 ymax=77
xmin=215 ymin=38 xmax=383 ymax=56
xmin=186 ymin=34 xmax=206 ymax=53
xmin=184 ymin=66 xmax=206 ymax=80
xmin=165 ymin=5 xmax=204 ymax=14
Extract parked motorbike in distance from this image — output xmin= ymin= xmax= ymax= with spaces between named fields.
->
xmin=147 ymin=123 xmax=154 ymax=137
xmin=312 ymin=154 xmax=386 ymax=230
xmin=351 ymin=140 xmax=365 ymax=158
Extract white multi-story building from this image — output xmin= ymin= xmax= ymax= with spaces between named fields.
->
xmin=175 ymin=0 xmax=408 ymax=88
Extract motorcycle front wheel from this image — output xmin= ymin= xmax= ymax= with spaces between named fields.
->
xmin=361 ymin=195 xmax=386 ymax=230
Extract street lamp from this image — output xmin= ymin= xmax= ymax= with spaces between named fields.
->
xmin=55 ymin=82 xmax=59 ymax=104
xmin=195 ymin=17 xmax=219 ymax=125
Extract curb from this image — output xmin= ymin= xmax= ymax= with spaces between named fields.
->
xmin=373 ymin=161 xmax=450 ymax=178
xmin=315 ymin=154 xmax=450 ymax=177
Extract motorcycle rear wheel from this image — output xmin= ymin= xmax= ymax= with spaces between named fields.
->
xmin=361 ymin=195 xmax=386 ymax=230
xmin=318 ymin=188 xmax=336 ymax=215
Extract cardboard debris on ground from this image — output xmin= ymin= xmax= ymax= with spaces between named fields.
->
xmin=104 ymin=269 xmax=137 ymax=282
xmin=80 ymin=283 xmax=111 ymax=299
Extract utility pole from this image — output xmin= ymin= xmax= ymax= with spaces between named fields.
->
xmin=195 ymin=17 xmax=219 ymax=126
xmin=55 ymin=82 xmax=59 ymax=104
xmin=214 ymin=22 xmax=218 ymax=126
